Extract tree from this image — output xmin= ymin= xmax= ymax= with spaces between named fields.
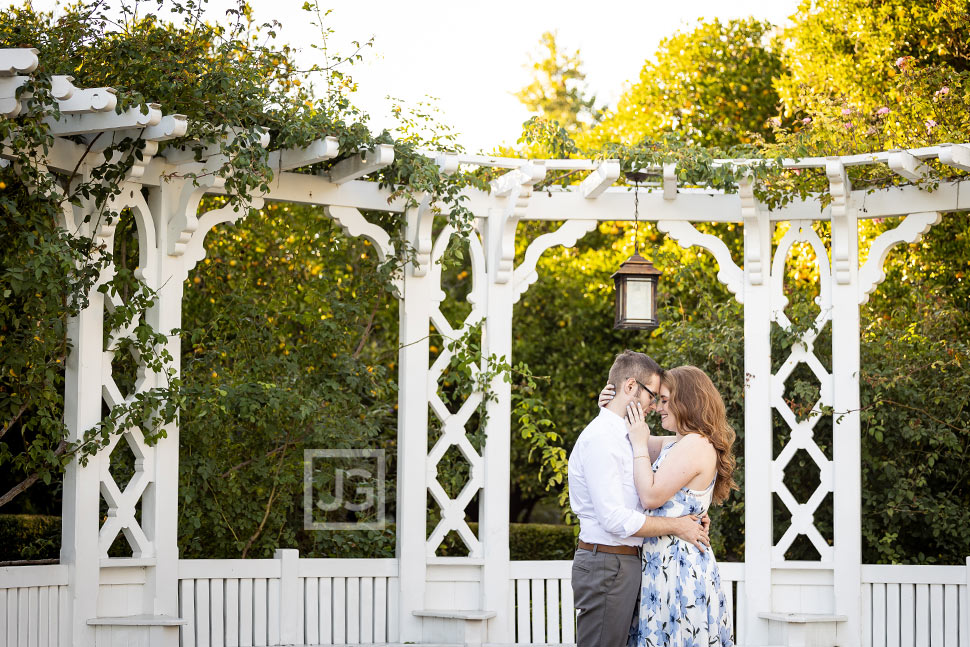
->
xmin=587 ymin=18 xmax=784 ymax=150
xmin=514 ymin=31 xmax=602 ymax=136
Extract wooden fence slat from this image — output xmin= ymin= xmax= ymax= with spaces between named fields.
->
xmin=211 ymin=579 xmax=225 ymax=647
xmin=47 ymin=587 xmax=58 ymax=647
xmin=253 ymin=579 xmax=267 ymax=647
xmin=874 ymin=583 xmax=887 ymax=647
xmin=736 ymin=581 xmax=746 ymax=644
xmin=56 ymin=586 xmax=67 ymax=647
xmin=887 ymin=583 xmax=900 ymax=647
xmin=917 ymin=584 xmax=930 ymax=646
xmin=863 ymin=583 xmax=873 ymax=647
xmin=37 ymin=586 xmax=48 ymax=647
xmin=0 ymin=588 xmax=7 ymax=647
xmin=902 ymin=583 xmax=916 ymax=647
xmin=933 ymin=584 xmax=945 ymax=647
xmin=346 ymin=577 xmax=360 ymax=644
xmin=373 ymin=577 xmax=387 ymax=643
xmin=545 ymin=579 xmax=559 ymax=643
xmin=17 ymin=588 xmax=27 ymax=647
xmin=945 ymin=585 xmax=958 ymax=647
xmin=515 ymin=579 xmax=529 ymax=644
xmin=387 ymin=577 xmax=399 ymax=643
xmin=267 ymin=578 xmax=280 ymax=646
xmin=332 ymin=577 xmax=346 ymax=645
xmin=197 ymin=579 xmax=211 ymax=647
xmin=239 ymin=579 xmax=253 ymax=647
xmin=305 ymin=578 xmax=319 ymax=646
xmin=226 ymin=579 xmax=239 ymax=647
xmin=960 ymin=585 xmax=968 ymax=647
xmin=319 ymin=578 xmax=333 ymax=645
xmin=530 ymin=577 xmax=545 ymax=644
xmin=360 ymin=577 xmax=374 ymax=644
xmin=561 ymin=578 xmax=575 ymax=645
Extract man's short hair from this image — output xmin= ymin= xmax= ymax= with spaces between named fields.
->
xmin=607 ymin=350 xmax=663 ymax=387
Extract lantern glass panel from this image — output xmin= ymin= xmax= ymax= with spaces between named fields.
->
xmin=624 ymin=278 xmax=653 ymax=322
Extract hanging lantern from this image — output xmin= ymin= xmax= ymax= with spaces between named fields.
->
xmin=612 ymin=171 xmax=662 ymax=330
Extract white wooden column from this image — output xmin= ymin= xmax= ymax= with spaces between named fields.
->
xmin=828 ymin=160 xmax=862 ymax=646
xmin=740 ymin=177 xmax=774 ymax=643
xmin=480 ymin=209 xmax=514 ymax=643
xmin=396 ymin=205 xmax=432 ymax=641
xmin=144 ymin=182 xmax=189 ymax=625
xmin=60 ymin=208 xmax=105 ymax=647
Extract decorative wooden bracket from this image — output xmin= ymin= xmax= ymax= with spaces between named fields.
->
xmin=579 ymin=160 xmax=619 ymax=198
xmin=490 ymin=162 xmax=545 ymax=284
xmin=512 ymin=219 xmax=597 ymax=303
xmin=739 ymin=173 xmax=765 ymax=285
xmin=657 ymin=220 xmax=744 ymax=303
xmin=858 ymin=211 xmax=941 ymax=304
xmin=408 ymin=193 xmax=436 ymax=277
xmin=179 ymin=197 xmax=266 ymax=281
xmin=435 ymin=153 xmax=460 ymax=175
xmin=168 ymin=174 xmax=224 ymax=256
xmin=327 ymin=144 xmax=394 ymax=184
xmin=324 ymin=206 xmax=394 ymax=262
xmin=825 ymin=158 xmax=853 ymax=284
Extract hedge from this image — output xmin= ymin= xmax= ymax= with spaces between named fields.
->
xmin=3 ymin=516 xmax=578 ymax=561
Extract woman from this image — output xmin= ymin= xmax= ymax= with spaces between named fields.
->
xmin=601 ymin=365 xmax=737 ymax=646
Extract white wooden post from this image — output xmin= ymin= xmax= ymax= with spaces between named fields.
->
xmin=275 ymin=549 xmax=300 ymax=644
xmin=60 ymin=198 xmax=105 ymax=647
xmin=828 ymin=160 xmax=863 ymax=646
xmin=143 ymin=181 xmax=188 ymax=629
xmin=740 ymin=176 xmax=774 ymax=643
xmin=480 ymin=208 xmax=514 ymax=643
xmin=396 ymin=205 xmax=432 ymax=641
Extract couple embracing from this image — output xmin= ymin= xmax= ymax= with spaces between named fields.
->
xmin=568 ymin=350 xmax=736 ymax=647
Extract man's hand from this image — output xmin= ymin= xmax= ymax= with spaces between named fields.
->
xmin=671 ymin=515 xmax=710 ymax=553
xmin=700 ymin=512 xmax=711 ymax=534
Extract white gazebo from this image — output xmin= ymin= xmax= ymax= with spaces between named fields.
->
xmin=1 ymin=47 xmax=969 ymax=647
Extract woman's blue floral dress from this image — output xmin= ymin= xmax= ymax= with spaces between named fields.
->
xmin=628 ymin=441 xmax=734 ymax=647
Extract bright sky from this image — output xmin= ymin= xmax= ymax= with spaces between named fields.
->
xmin=19 ymin=0 xmax=801 ymax=152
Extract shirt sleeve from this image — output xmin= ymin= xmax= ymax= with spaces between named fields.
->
xmin=582 ymin=435 xmax=647 ymax=538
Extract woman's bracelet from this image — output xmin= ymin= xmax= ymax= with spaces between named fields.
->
xmin=634 ymin=454 xmax=650 ymax=460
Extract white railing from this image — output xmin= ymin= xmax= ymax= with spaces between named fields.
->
xmin=0 ymin=564 xmax=69 ymax=647
xmin=177 ymin=552 xmax=399 ymax=647
xmin=862 ymin=559 xmax=970 ymax=647
xmin=509 ymin=560 xmax=745 ymax=645
xmin=2 ymin=556 xmax=968 ymax=646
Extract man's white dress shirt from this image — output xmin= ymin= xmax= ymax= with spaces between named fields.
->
xmin=568 ymin=407 xmax=646 ymax=546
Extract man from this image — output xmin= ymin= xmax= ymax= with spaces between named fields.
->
xmin=569 ymin=350 xmax=710 ymax=647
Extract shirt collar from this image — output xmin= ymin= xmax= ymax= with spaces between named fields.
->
xmin=597 ymin=407 xmax=629 ymax=434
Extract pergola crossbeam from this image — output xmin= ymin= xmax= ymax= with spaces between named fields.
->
xmin=579 ymin=160 xmax=620 ymax=198
xmin=327 ymin=144 xmax=394 ymax=184
xmin=267 ymin=136 xmax=339 ymax=171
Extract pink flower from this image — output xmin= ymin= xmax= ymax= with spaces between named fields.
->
xmin=841 ymin=107 xmax=852 ymax=116
xmin=895 ymin=56 xmax=910 ymax=68
xmin=935 ymin=86 xmax=950 ymax=98
xmin=802 ymin=117 xmax=812 ymax=125
xmin=770 ymin=117 xmax=782 ymax=127
xmin=925 ymin=119 xmax=938 ymax=130
xmin=844 ymin=121 xmax=855 ymax=129
xmin=876 ymin=107 xmax=890 ymax=116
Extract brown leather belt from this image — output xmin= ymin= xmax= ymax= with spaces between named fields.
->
xmin=577 ymin=540 xmax=639 ymax=555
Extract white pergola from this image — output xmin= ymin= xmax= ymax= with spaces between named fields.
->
xmin=2 ymin=47 xmax=970 ymax=647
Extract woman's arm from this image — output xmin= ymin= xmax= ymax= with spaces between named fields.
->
xmin=627 ymin=403 xmax=711 ymax=509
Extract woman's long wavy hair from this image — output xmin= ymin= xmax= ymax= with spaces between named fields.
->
xmin=664 ymin=366 xmax=738 ymax=504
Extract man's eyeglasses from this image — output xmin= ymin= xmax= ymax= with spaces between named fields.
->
xmin=634 ymin=379 xmax=660 ymax=404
